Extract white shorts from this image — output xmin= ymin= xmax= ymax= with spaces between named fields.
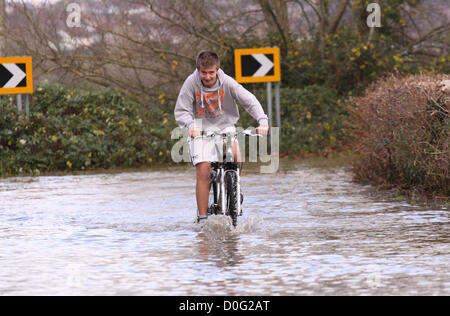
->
xmin=189 ymin=126 xmax=237 ymax=166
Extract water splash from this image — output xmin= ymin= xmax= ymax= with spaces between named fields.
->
xmin=200 ymin=215 xmax=264 ymax=240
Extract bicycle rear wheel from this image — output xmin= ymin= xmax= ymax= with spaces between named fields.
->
xmin=225 ymin=171 xmax=238 ymax=227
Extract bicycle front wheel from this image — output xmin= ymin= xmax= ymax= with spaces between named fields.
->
xmin=225 ymin=171 xmax=238 ymax=227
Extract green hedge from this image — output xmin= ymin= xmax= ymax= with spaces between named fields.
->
xmin=240 ymin=85 xmax=349 ymax=154
xmin=0 ymin=84 xmax=176 ymax=176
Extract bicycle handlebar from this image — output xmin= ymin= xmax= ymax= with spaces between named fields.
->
xmin=192 ymin=129 xmax=263 ymax=140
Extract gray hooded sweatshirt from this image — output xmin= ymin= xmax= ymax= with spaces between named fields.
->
xmin=174 ymin=68 xmax=268 ymax=131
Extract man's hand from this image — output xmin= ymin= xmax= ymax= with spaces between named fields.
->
xmin=256 ymin=125 xmax=269 ymax=136
xmin=189 ymin=127 xmax=202 ymax=138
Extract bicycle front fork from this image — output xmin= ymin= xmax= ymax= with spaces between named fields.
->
xmin=220 ymin=167 xmax=241 ymax=216
xmin=220 ymin=168 xmax=226 ymax=214
xmin=236 ymin=167 xmax=241 ymax=216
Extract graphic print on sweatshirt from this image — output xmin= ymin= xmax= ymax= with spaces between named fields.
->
xmin=195 ymin=90 xmax=224 ymax=118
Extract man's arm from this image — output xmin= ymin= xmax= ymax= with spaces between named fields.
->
xmin=174 ymin=79 xmax=195 ymax=132
xmin=229 ymin=80 xmax=269 ymax=135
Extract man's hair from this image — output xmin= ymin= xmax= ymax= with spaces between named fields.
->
xmin=196 ymin=51 xmax=220 ymax=70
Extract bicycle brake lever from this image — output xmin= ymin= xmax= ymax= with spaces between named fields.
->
xmin=242 ymin=130 xmax=263 ymax=137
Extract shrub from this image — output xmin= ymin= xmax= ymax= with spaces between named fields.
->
xmin=349 ymin=74 xmax=449 ymax=198
xmin=239 ymin=85 xmax=350 ymax=155
xmin=0 ymin=83 xmax=176 ymax=176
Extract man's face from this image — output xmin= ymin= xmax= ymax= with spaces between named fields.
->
xmin=199 ymin=65 xmax=218 ymax=88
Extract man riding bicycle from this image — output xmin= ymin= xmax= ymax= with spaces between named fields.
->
xmin=174 ymin=51 xmax=269 ymax=223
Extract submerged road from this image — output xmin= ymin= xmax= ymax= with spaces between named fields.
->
xmin=0 ymin=159 xmax=448 ymax=295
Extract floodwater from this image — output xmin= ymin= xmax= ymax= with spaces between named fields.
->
xmin=0 ymin=158 xmax=448 ymax=295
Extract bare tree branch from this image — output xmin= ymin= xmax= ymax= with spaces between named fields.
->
xmin=329 ymin=0 xmax=350 ymax=34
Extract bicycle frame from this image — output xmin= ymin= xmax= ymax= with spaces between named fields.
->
xmin=210 ymin=161 xmax=241 ymax=216
xmin=193 ymin=130 xmax=260 ymax=219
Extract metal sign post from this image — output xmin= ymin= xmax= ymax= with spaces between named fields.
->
xmin=267 ymin=81 xmax=272 ymax=127
xmin=264 ymin=81 xmax=281 ymax=129
xmin=15 ymin=94 xmax=30 ymax=121
xmin=275 ymin=81 xmax=280 ymax=128
xmin=24 ymin=94 xmax=30 ymax=121
xmin=16 ymin=93 xmax=22 ymax=112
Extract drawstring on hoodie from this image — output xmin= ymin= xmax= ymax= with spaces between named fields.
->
xmin=199 ymin=71 xmax=222 ymax=113
xmin=201 ymin=87 xmax=204 ymax=109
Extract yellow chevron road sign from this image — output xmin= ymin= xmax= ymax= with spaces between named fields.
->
xmin=0 ymin=57 xmax=33 ymax=94
xmin=234 ymin=47 xmax=280 ymax=83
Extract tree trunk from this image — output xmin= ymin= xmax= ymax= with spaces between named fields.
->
xmin=0 ymin=0 xmax=6 ymax=56
xmin=257 ymin=0 xmax=290 ymax=57
xmin=318 ymin=0 xmax=329 ymax=58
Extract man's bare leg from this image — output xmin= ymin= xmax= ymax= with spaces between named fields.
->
xmin=196 ymin=162 xmax=211 ymax=216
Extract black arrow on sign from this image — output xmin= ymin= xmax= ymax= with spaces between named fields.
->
xmin=241 ymin=54 xmax=274 ymax=77
xmin=0 ymin=63 xmax=27 ymax=88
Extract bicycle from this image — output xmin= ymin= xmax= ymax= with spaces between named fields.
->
xmin=192 ymin=129 xmax=262 ymax=227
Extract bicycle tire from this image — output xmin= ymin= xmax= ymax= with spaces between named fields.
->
xmin=225 ymin=171 xmax=238 ymax=227
xmin=207 ymin=170 xmax=218 ymax=215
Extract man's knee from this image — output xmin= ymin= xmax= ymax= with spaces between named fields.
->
xmin=196 ymin=162 xmax=211 ymax=182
